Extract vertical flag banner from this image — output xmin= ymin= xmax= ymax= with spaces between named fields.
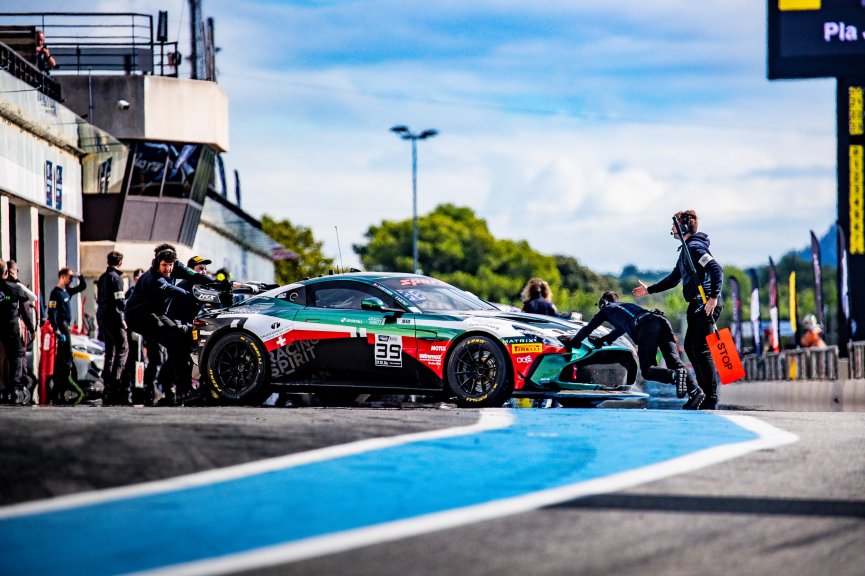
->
xmin=748 ymin=268 xmax=762 ymax=356
xmin=768 ymin=257 xmax=780 ymax=352
xmin=729 ymin=277 xmax=743 ymax=353
xmin=839 ymin=225 xmax=853 ymax=342
xmin=55 ymin=165 xmax=63 ymax=211
xmin=789 ymin=270 xmax=798 ymax=337
xmin=810 ymin=230 xmax=824 ymax=327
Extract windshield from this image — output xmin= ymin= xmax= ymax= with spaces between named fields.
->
xmin=380 ymin=277 xmax=497 ymax=312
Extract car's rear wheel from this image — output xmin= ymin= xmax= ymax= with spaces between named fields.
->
xmin=206 ymin=332 xmax=269 ymax=405
xmin=445 ymin=335 xmax=512 ymax=408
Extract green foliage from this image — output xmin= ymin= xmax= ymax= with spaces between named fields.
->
xmin=355 ymin=204 xmax=562 ymax=304
xmin=261 ymin=215 xmax=335 ymax=284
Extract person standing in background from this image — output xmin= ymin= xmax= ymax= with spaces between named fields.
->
xmin=521 ymin=278 xmax=558 ymax=317
xmin=48 ymin=268 xmax=87 ymax=405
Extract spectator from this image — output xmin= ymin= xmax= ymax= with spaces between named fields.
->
xmin=800 ymin=315 xmax=827 ymax=348
xmin=35 ymin=30 xmax=57 ymax=73
xmin=520 ymin=277 xmax=558 ymax=317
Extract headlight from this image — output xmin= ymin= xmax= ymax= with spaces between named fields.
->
xmin=512 ymin=326 xmax=564 ymax=348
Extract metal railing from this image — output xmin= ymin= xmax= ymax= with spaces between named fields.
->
xmin=850 ymin=341 xmax=865 ymax=380
xmin=0 ymin=12 xmax=181 ymax=77
xmin=742 ymin=345 xmax=842 ymax=381
xmin=0 ymin=39 xmax=61 ymax=100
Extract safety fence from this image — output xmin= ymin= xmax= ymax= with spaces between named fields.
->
xmin=850 ymin=341 xmax=865 ymax=380
xmin=742 ymin=346 xmax=840 ymax=381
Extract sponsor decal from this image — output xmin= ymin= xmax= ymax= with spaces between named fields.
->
xmin=398 ymin=318 xmax=412 ymax=324
xmin=374 ymin=334 xmax=403 ymax=367
xmin=418 ymin=352 xmax=443 ymax=366
xmin=398 ymin=289 xmax=427 ymax=302
xmin=431 ymin=345 xmax=447 ymax=352
xmin=250 ymin=302 xmax=275 ymax=310
xmin=196 ymin=292 xmax=218 ymax=303
xmin=341 ymin=317 xmax=363 ymax=324
xmin=191 ymin=330 xmax=198 ymax=340
xmin=271 ymin=322 xmax=281 ymax=329
xmin=269 ymin=339 xmax=318 ymax=377
xmin=515 ymin=355 xmax=533 ymax=364
xmin=368 ymin=317 xmax=386 ymax=325
xmin=399 ymin=278 xmax=442 ymax=286
xmin=512 ymin=343 xmax=542 ymax=354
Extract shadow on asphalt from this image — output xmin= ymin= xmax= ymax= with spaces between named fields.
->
xmin=549 ymin=494 xmax=865 ymax=518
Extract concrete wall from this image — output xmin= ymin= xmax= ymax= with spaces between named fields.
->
xmin=59 ymin=75 xmax=229 ymax=152
xmin=720 ymin=379 xmax=865 ymax=412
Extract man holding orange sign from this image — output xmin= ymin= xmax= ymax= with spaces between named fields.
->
xmin=632 ymin=210 xmax=727 ymax=410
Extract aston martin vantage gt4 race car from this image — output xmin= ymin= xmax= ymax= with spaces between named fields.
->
xmin=192 ymin=273 xmax=646 ymax=407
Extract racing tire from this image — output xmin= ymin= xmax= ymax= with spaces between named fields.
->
xmin=445 ymin=335 xmax=512 ymax=408
xmin=205 ymin=332 xmax=270 ymax=405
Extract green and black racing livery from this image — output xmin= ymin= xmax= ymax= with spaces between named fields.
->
xmin=192 ymin=272 xmax=647 ymax=407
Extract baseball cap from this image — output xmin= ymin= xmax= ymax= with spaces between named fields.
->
xmin=187 ymin=255 xmax=212 ymax=268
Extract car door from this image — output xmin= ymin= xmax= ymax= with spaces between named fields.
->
xmin=295 ymin=280 xmax=419 ymax=388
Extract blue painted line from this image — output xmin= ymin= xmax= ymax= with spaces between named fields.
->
xmin=0 ymin=410 xmax=758 ymax=576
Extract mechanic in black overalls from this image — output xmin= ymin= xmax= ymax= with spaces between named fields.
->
xmin=561 ymin=291 xmax=705 ymax=410
xmin=97 ymin=251 xmax=130 ymax=405
xmin=48 ymin=267 xmax=87 ymax=405
xmin=125 ymin=245 xmax=211 ymax=406
xmin=632 ymin=210 xmax=724 ymax=410
xmin=165 ymin=255 xmax=213 ymax=325
xmin=1 ymin=260 xmax=36 ymax=405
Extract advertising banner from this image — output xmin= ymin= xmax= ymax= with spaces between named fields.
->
xmin=768 ymin=258 xmax=780 ymax=352
xmin=729 ymin=276 xmax=743 ymax=353
xmin=748 ymin=268 xmax=762 ymax=357
xmin=810 ymin=230 xmax=825 ymax=327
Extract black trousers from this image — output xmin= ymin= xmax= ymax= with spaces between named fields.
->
xmin=1 ymin=333 xmax=25 ymax=391
xmin=127 ymin=314 xmax=192 ymax=399
xmin=99 ymin=315 xmax=129 ymax=396
xmin=52 ymin=333 xmax=80 ymax=401
xmin=685 ymin=300 xmax=722 ymax=407
xmin=635 ymin=315 xmax=693 ymax=386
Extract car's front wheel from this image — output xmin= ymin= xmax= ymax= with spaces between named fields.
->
xmin=445 ymin=335 xmax=512 ymax=408
xmin=205 ymin=332 xmax=269 ymax=405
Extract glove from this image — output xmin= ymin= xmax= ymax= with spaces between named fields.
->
xmin=588 ymin=335 xmax=607 ymax=348
xmin=245 ymin=283 xmax=260 ymax=294
xmin=557 ymin=334 xmax=579 ymax=351
xmin=57 ymin=333 xmax=67 ymax=343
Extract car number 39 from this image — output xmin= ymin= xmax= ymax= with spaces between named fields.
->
xmin=374 ymin=334 xmax=403 ymax=367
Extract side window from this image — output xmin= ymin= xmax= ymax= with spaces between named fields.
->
xmin=277 ymin=285 xmax=307 ymax=305
xmin=309 ymin=281 xmax=400 ymax=310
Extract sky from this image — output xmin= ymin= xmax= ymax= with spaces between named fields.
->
xmin=4 ymin=0 xmax=839 ymax=274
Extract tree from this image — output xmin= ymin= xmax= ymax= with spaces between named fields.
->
xmin=261 ymin=215 xmax=334 ymax=284
xmin=354 ymin=204 xmax=560 ymax=303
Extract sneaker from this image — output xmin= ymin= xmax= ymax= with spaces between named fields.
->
xmin=683 ymin=387 xmax=705 ymax=410
xmin=674 ymin=368 xmax=689 ymax=399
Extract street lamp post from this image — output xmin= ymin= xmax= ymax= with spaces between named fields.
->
xmin=390 ymin=125 xmax=438 ymax=274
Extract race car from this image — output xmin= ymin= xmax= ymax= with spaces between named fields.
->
xmin=192 ymin=272 xmax=646 ymax=408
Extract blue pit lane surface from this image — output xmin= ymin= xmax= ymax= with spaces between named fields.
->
xmin=0 ymin=409 xmax=795 ymax=576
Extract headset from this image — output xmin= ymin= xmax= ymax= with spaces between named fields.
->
xmin=672 ymin=212 xmax=694 ymax=236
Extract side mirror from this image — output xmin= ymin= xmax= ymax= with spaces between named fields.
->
xmin=361 ymin=297 xmax=404 ymax=316
xmin=361 ymin=297 xmax=386 ymax=311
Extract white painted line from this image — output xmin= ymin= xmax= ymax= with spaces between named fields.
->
xmin=125 ymin=414 xmax=799 ymax=576
xmin=0 ymin=411 xmax=514 ymax=520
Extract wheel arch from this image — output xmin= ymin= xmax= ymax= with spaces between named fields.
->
xmin=442 ymin=330 xmax=515 ymax=393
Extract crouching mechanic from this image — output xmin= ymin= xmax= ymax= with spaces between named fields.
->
xmin=124 ymin=245 xmax=212 ymax=406
xmin=561 ymin=291 xmax=705 ymax=410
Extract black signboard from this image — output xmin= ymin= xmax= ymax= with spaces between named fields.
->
xmin=769 ymin=0 xmax=865 ymax=79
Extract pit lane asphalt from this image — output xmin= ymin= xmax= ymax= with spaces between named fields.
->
xmin=1 ymin=406 xmax=863 ymax=576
